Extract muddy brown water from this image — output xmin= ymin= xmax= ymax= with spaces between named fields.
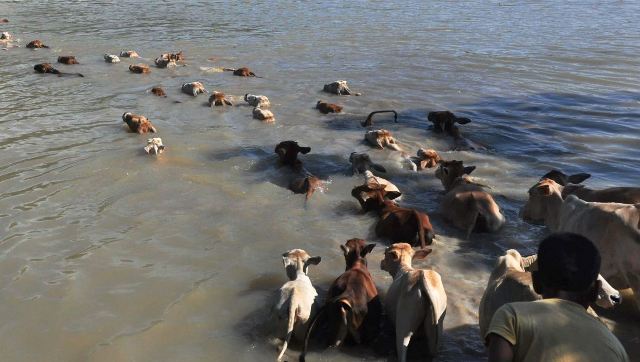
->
xmin=0 ymin=1 xmax=639 ymax=361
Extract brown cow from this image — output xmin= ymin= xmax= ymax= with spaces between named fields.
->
xmin=289 ymin=175 xmax=323 ymax=200
xmin=57 ymin=56 xmax=79 ymax=65
xmin=427 ymin=111 xmax=471 ymax=139
xmin=226 ymin=67 xmax=256 ymax=77
xmin=435 ymin=160 xmax=505 ymax=237
xmin=129 ymin=64 xmax=150 ymax=74
xmin=316 ymin=101 xmax=343 ymax=114
xmin=351 ymin=186 xmax=435 ymax=248
xmin=414 ymin=148 xmax=441 ymax=170
xmin=300 ymin=239 xmax=381 ymax=361
xmin=365 ymin=129 xmax=402 ymax=151
xmin=120 ymin=50 xmax=140 ymax=58
xmin=26 ymin=39 xmax=49 ymax=49
xmin=275 ymin=141 xmax=311 ymax=169
xmin=34 ymin=63 xmax=83 ymax=77
xmin=122 ymin=112 xmax=157 ymax=134
xmin=151 ymin=87 xmax=167 ymax=97
xmin=209 ymin=91 xmax=233 ymax=106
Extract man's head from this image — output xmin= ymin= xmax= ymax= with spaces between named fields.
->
xmin=532 ymin=232 xmax=601 ymax=306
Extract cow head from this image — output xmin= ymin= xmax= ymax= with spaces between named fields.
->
xmin=540 ymin=170 xmax=591 ymax=186
xmin=416 ymin=148 xmax=441 ymax=170
xmin=381 ymin=243 xmax=432 ymax=277
xmin=340 ymin=238 xmax=375 ymax=269
xmin=349 ymin=152 xmax=386 ymax=174
xmin=275 ymin=141 xmax=311 ymax=168
xmin=351 ymin=183 xmax=401 ymax=212
xmin=428 ymin=111 xmax=471 ymax=138
xmin=282 ymin=249 xmax=321 ymax=281
xmin=520 ymin=179 xmax=563 ymax=225
xmin=435 ymin=160 xmax=476 ymax=191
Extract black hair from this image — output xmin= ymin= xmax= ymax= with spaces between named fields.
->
xmin=536 ymin=232 xmax=601 ymax=292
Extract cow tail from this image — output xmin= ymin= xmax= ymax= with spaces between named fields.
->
xmin=277 ymin=301 xmax=297 ymax=361
xmin=415 ymin=210 xmax=426 ymax=249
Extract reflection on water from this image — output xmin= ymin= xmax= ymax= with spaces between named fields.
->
xmin=0 ymin=1 xmax=639 ymax=361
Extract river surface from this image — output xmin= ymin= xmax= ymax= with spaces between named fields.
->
xmin=0 ymin=1 xmax=639 ymax=361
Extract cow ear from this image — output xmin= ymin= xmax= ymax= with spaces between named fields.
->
xmin=413 ymin=248 xmax=433 ymax=260
xmin=463 ymin=166 xmax=476 ymax=175
xmin=456 ymin=117 xmax=472 ymax=124
xmin=340 ymin=245 xmax=349 ymax=256
xmin=568 ymin=173 xmax=590 ymax=184
xmin=307 ymin=256 xmax=321 ymax=265
xmin=300 ymin=146 xmax=311 ymax=154
xmin=361 ymin=243 xmax=376 ymax=257
xmin=386 ymin=191 xmax=402 ymax=200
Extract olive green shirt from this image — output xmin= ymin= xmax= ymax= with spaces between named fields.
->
xmin=487 ymin=298 xmax=628 ymax=362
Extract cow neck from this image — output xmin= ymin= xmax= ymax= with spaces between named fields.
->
xmin=347 ymin=258 xmax=368 ymax=271
xmin=388 ymin=263 xmax=413 ymax=280
xmin=544 ymin=192 xmax=564 ymax=231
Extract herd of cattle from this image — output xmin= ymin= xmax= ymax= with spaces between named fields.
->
xmin=2 ymin=28 xmax=639 ymax=362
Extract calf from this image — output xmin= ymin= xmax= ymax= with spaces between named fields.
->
xmin=478 ymin=249 xmax=622 ymax=339
xmin=352 ymin=186 xmax=434 ymax=248
xmin=289 ymin=174 xmax=324 ymax=200
xmin=181 ymin=81 xmax=207 ymax=96
xmin=322 ymin=80 xmax=361 ymax=96
xmin=122 ymin=112 xmax=157 ymax=134
xmin=415 ymin=148 xmax=441 ymax=170
xmin=365 ymin=129 xmax=402 ymax=151
xmin=435 ymin=160 xmax=505 ymax=237
xmin=244 ymin=94 xmax=271 ymax=108
xmin=521 ymin=178 xmax=640 ymax=308
xmin=300 ymin=239 xmax=380 ymax=361
xmin=316 ymin=101 xmax=342 ymax=114
xmin=275 ymin=141 xmax=311 ymax=169
xmin=381 ymin=243 xmax=447 ymax=362
xmin=104 ymin=54 xmax=121 ymax=63
xmin=427 ymin=111 xmax=471 ymax=139
xmin=209 ymin=91 xmax=232 ymax=106
xmin=253 ymin=107 xmax=275 ymax=123
xmin=349 ymin=152 xmax=386 ymax=174
xmin=151 ymin=87 xmax=167 ymax=97
xmin=363 ymin=170 xmax=401 ymax=199
xmin=129 ymin=64 xmax=150 ymax=74
xmin=155 ymin=51 xmax=184 ymax=68
xmin=119 ymin=50 xmax=139 ymax=58
xmin=144 ymin=137 xmax=165 ymax=155
xmin=274 ymin=249 xmax=321 ymax=361
xmin=57 ymin=56 xmax=79 ymax=65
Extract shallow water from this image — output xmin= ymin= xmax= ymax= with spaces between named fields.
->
xmin=0 ymin=1 xmax=639 ymax=361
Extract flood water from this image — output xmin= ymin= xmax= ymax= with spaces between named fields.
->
xmin=1 ymin=1 xmax=639 ymax=361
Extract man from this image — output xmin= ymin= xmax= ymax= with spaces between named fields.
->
xmin=486 ymin=232 xmax=629 ymax=362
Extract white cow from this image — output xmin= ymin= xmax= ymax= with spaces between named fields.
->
xmin=380 ymin=243 xmax=447 ymax=362
xmin=273 ymin=249 xmax=321 ymax=361
xmin=522 ymin=178 xmax=640 ymax=309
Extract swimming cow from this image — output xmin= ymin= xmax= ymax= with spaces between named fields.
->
xmin=57 ymin=56 xmax=79 ymax=65
xmin=34 ymin=63 xmax=83 ymax=77
xmin=26 ymin=39 xmax=49 ymax=48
